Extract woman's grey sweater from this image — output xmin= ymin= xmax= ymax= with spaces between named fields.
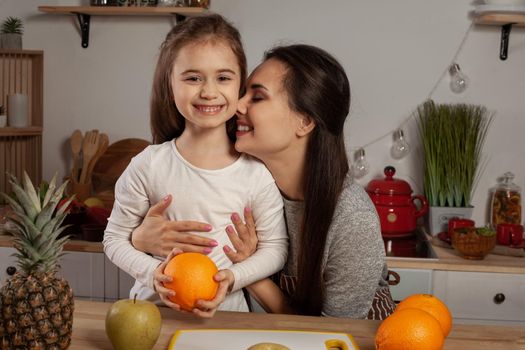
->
xmin=282 ymin=179 xmax=389 ymax=318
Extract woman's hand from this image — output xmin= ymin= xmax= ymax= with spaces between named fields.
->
xmin=223 ymin=207 xmax=258 ymax=263
xmin=132 ymin=194 xmax=218 ymax=257
xmin=193 ymin=269 xmax=235 ymax=318
xmin=153 ymin=247 xmax=183 ymax=312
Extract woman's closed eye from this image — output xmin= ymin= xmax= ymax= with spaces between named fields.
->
xmin=251 ymin=93 xmax=264 ymax=102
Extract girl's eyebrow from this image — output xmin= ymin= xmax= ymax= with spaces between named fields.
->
xmin=180 ymin=69 xmax=237 ymax=75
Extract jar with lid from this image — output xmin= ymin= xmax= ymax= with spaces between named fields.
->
xmin=490 ymin=172 xmax=521 ymax=227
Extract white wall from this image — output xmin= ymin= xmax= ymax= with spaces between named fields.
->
xmin=1 ymin=0 xmax=524 ymax=226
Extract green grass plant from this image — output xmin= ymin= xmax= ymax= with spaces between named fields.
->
xmin=1 ymin=16 xmax=23 ymax=35
xmin=416 ymin=100 xmax=493 ymax=207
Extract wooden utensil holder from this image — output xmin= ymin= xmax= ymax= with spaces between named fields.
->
xmin=68 ymin=179 xmax=92 ymax=202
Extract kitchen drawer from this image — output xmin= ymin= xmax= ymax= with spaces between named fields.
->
xmin=0 ymin=247 xmax=17 ymax=285
xmin=389 ymin=268 xmax=433 ymax=302
xmin=1 ymin=248 xmax=106 ymax=301
xmin=59 ymin=251 xmax=105 ymax=300
xmin=104 ymin=256 xmax=136 ymax=301
xmin=433 ymin=270 xmax=525 ymax=324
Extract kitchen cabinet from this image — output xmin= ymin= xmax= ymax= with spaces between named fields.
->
xmin=433 ymin=270 xmax=525 ymax=326
xmin=0 ymin=245 xmax=134 ymax=301
xmin=2 ymin=234 xmax=525 ymax=325
xmin=0 ymin=246 xmax=16 ymax=286
xmin=0 ymin=50 xmax=43 ymax=198
xmin=389 ymin=268 xmax=433 ymax=303
xmin=37 ymin=6 xmax=207 ymax=48
xmin=104 ymin=255 xmax=136 ymax=300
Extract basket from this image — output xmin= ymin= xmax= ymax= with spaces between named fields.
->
xmin=451 ymin=228 xmax=496 ymax=260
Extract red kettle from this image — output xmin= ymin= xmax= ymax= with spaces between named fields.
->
xmin=366 ymin=166 xmax=428 ymax=238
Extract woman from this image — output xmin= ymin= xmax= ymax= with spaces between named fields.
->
xmin=131 ymin=44 xmax=394 ymax=319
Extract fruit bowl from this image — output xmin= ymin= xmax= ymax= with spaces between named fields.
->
xmin=451 ymin=227 xmax=496 ymax=260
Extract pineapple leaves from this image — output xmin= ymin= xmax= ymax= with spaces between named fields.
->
xmin=1 ymin=171 xmax=74 ymax=275
xmin=41 ymin=172 xmax=58 ymax=208
xmin=35 ymin=179 xmax=68 ymax=230
xmin=8 ymin=174 xmax=39 ymax=221
xmin=56 ymin=195 xmax=75 ymax=217
xmin=22 ymin=171 xmax=42 ymax=213
xmin=0 ymin=192 xmax=24 ymax=218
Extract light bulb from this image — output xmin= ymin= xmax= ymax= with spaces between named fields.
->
xmin=352 ymin=148 xmax=369 ymax=179
xmin=449 ymin=63 xmax=469 ymax=94
xmin=391 ymin=129 xmax=410 ymax=159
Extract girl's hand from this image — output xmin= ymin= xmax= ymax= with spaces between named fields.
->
xmin=223 ymin=207 xmax=258 ymax=263
xmin=153 ymin=247 xmax=183 ymax=312
xmin=193 ymin=269 xmax=235 ymax=318
xmin=132 ymin=194 xmax=217 ymax=257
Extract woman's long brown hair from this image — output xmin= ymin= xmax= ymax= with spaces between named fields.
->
xmin=265 ymin=45 xmax=350 ymax=315
xmin=150 ymin=14 xmax=247 ymax=144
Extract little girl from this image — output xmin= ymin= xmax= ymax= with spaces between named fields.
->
xmin=103 ymin=14 xmax=288 ymax=315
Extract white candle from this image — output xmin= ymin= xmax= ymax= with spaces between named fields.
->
xmin=8 ymin=93 xmax=28 ymax=128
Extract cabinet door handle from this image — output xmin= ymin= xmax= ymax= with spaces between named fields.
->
xmin=387 ymin=270 xmax=400 ymax=286
xmin=6 ymin=266 xmax=16 ymax=276
xmin=493 ymin=293 xmax=505 ymax=304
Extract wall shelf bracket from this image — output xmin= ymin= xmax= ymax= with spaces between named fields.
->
xmin=76 ymin=13 xmax=91 ymax=48
xmin=499 ymin=23 xmax=514 ymax=61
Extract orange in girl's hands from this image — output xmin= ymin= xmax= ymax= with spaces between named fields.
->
xmin=395 ymin=293 xmax=452 ymax=337
xmin=163 ymin=252 xmax=219 ymax=311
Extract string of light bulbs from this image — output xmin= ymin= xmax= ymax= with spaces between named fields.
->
xmin=351 ymin=22 xmax=474 ymax=178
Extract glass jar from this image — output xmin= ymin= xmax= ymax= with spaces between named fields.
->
xmin=490 ymin=172 xmax=521 ymax=227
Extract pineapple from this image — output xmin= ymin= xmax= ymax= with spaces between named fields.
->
xmin=0 ymin=172 xmax=74 ymax=349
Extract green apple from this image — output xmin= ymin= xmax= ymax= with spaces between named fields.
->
xmin=105 ymin=296 xmax=162 ymax=350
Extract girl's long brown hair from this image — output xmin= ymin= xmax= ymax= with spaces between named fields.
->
xmin=265 ymin=45 xmax=350 ymax=315
xmin=150 ymin=14 xmax=247 ymax=144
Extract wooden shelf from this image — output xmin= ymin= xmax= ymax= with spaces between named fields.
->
xmin=474 ymin=12 xmax=525 ymax=26
xmin=473 ymin=6 xmax=525 ymax=60
xmin=37 ymin=5 xmax=207 ymax=48
xmin=38 ymin=5 xmax=206 ymax=17
xmin=0 ymin=127 xmax=43 ymax=137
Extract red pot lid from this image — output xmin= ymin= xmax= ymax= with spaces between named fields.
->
xmin=366 ymin=166 xmax=413 ymax=195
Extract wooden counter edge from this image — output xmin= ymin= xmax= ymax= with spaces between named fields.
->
xmin=0 ymin=234 xmax=103 ymax=253
xmin=71 ymin=300 xmax=525 ymax=350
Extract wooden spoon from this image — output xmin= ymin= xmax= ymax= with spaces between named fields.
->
xmin=85 ymin=133 xmax=109 ymax=186
xmin=70 ymin=129 xmax=83 ymax=182
xmin=79 ymin=130 xmax=100 ymax=184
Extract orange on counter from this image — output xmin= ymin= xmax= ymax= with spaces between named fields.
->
xmin=395 ymin=293 xmax=452 ymax=336
xmin=163 ymin=252 xmax=219 ymax=311
xmin=375 ymin=308 xmax=445 ymax=350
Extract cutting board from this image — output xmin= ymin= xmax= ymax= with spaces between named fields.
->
xmin=91 ymin=138 xmax=151 ymax=194
xmin=168 ymin=329 xmax=359 ymax=350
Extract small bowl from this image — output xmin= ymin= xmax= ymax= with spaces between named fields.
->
xmin=81 ymin=224 xmax=106 ymax=242
xmin=451 ymin=227 xmax=496 ymax=260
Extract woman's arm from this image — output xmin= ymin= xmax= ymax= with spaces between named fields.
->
xmin=247 ymin=279 xmax=295 ymax=314
xmin=321 ymin=186 xmax=386 ymax=318
xmin=226 ymin=180 xmax=289 ymax=293
xmin=131 ymin=194 xmax=216 ymax=257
